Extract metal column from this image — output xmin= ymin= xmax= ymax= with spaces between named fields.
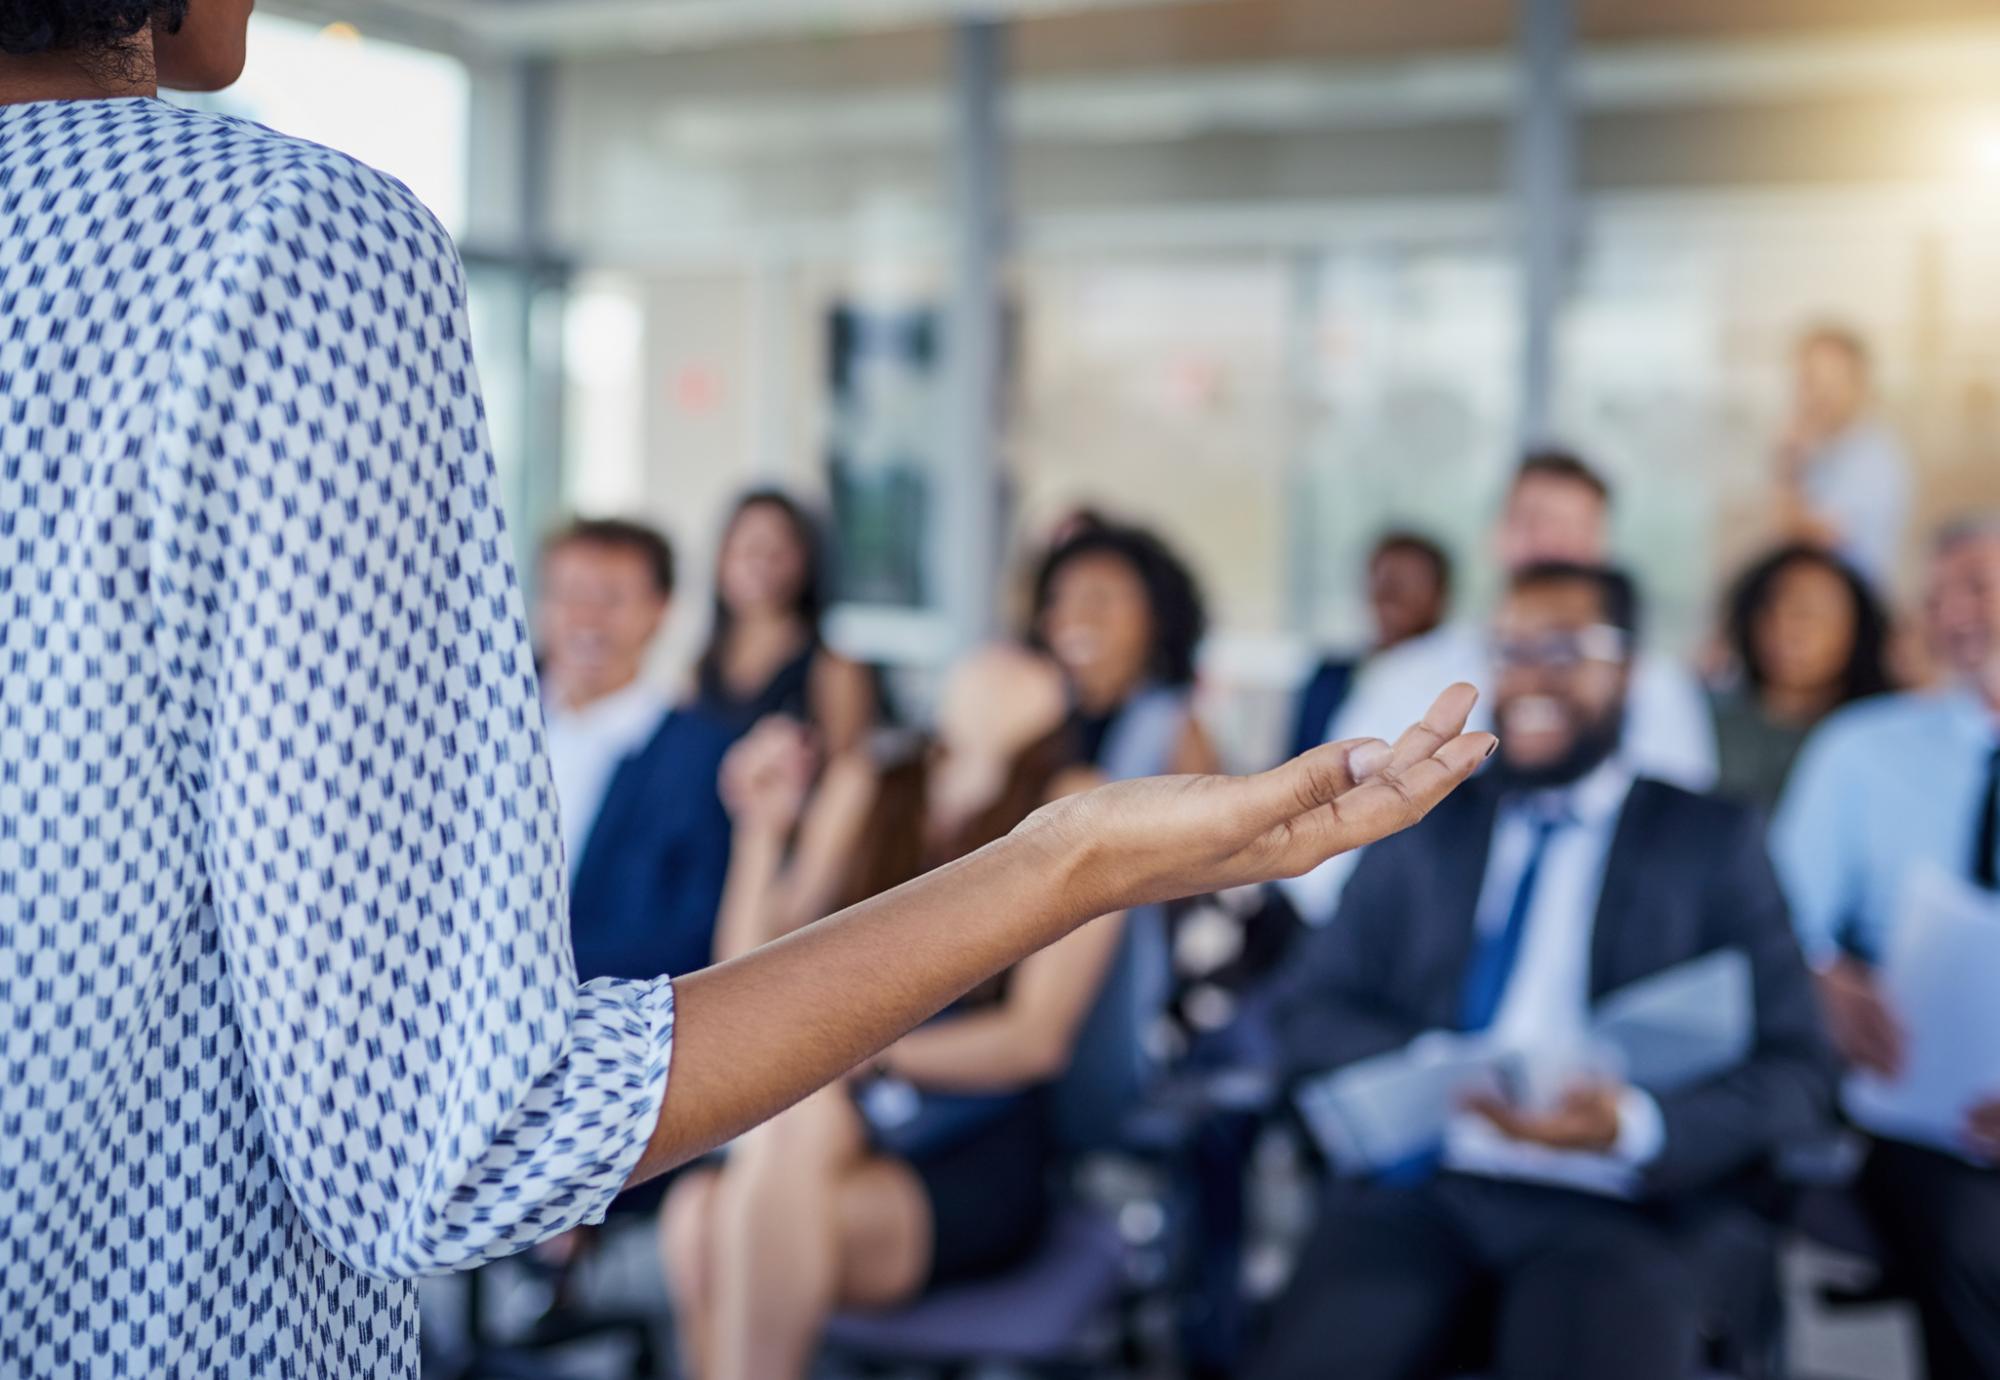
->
xmin=937 ymin=19 xmax=1009 ymax=652
xmin=516 ymin=57 xmax=568 ymax=564
xmin=1511 ymin=0 xmax=1577 ymax=450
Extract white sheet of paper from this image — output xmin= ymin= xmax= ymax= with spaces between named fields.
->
xmin=1294 ymin=1033 xmax=1509 ymax=1173
xmin=1590 ymin=947 xmax=1755 ymax=1094
xmin=1294 ymin=952 xmax=1759 ymax=1174
xmin=1845 ymin=863 xmax=2000 ymax=1161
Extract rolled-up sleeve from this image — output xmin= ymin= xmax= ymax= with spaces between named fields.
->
xmin=151 ymin=153 xmax=671 ymax=1279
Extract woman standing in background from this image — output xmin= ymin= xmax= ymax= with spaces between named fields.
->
xmin=666 ymin=646 xmax=1125 ymax=1380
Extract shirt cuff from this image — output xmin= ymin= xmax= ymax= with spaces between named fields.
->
xmin=1612 ymin=1086 xmax=1667 ymax=1167
xmin=583 ymin=973 xmax=678 ymax=1216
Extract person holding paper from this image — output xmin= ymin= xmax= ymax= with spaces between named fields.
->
xmin=0 ymin=11 xmax=1497 ymax=1377
xmin=1252 ymin=564 xmax=1832 ymax=1380
xmin=1771 ymin=515 xmax=2000 ymax=1380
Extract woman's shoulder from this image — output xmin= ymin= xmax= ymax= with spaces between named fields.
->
xmin=128 ymin=102 xmax=456 ymax=267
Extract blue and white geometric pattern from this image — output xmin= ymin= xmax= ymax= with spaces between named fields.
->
xmin=0 ymin=97 xmax=675 ymax=1378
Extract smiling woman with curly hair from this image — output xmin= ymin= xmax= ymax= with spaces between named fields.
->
xmin=0 ymin=8 xmax=1493 ymax=1377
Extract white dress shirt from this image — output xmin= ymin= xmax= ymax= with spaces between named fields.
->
xmin=1281 ymin=621 xmax=1718 ymax=921
xmin=545 ymin=679 xmax=672 ymax=876
xmin=1439 ymin=760 xmax=1666 ymax=1196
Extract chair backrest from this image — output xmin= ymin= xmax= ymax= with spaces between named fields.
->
xmin=1097 ymin=684 xmax=1190 ymax=783
xmin=1049 ymin=686 xmax=1191 ymax=1151
xmin=1049 ymin=902 xmax=1171 ymax=1152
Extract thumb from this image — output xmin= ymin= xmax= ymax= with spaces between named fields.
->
xmin=1240 ymin=677 xmax=1482 ymax=830
xmin=1241 ymin=736 xmax=1391 ymax=830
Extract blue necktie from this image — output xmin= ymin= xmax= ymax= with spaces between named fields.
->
xmin=1459 ymin=809 xmax=1569 ymax=1032
xmin=1974 ymin=746 xmax=2000 ymax=892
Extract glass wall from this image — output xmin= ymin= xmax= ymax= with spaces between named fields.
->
xmin=1558 ymin=188 xmax=2000 ymax=648
xmin=182 ymin=16 xmax=470 ymax=236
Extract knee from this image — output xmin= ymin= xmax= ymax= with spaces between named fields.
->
xmin=1532 ymin=1225 xmax=1693 ymax=1312
xmin=1931 ymin=1210 xmax=2000 ymax=1295
xmin=833 ymin=1166 xmax=931 ymax=1308
xmin=660 ymin=1171 xmax=719 ymax=1311
xmin=736 ymin=1085 xmax=861 ymax=1175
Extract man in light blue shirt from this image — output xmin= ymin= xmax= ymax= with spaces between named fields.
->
xmin=1771 ymin=516 xmax=2000 ymax=1380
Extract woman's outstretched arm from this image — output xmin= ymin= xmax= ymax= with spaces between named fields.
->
xmin=629 ymin=684 xmax=1493 ymax=1182
xmin=170 ymin=152 xmax=1488 ymax=1274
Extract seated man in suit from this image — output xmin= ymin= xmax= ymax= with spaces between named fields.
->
xmin=1251 ymin=563 xmax=1833 ymax=1380
xmin=536 ymin=517 xmax=735 ymax=985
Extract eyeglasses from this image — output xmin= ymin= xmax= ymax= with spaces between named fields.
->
xmin=1490 ymin=623 xmax=1631 ymax=672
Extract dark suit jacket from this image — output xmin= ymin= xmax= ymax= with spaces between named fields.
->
xmin=1288 ymin=656 xmax=1358 ymax=763
xmin=567 ymin=707 xmax=734 ymax=984
xmin=1274 ymin=775 xmax=1835 ymax=1202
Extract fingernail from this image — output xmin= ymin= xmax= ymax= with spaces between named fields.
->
xmin=1347 ymin=740 xmax=1392 ymax=779
xmin=1483 ymin=737 xmax=1499 ymax=759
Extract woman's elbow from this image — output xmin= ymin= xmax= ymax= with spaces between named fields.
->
xmin=287 ymin=1202 xmax=434 ymax=1285
xmin=1016 ymin=1023 xmax=1084 ymax=1084
xmin=297 ymin=1187 xmax=528 ymax=1284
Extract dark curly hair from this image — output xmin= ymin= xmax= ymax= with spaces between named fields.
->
xmin=1030 ymin=522 xmax=1208 ymax=689
xmin=0 ymin=1 xmax=185 ymax=57
xmin=1726 ymin=543 xmax=1890 ymax=707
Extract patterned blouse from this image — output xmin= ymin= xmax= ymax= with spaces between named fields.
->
xmin=0 ymin=98 xmax=675 ymax=1377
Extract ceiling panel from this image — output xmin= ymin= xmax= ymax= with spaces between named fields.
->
xmin=266 ymin=0 xmax=2000 ymax=65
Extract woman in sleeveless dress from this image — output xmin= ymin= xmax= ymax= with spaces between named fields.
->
xmin=661 ymin=646 xmax=1124 ymax=1379
xmin=693 ymin=488 xmax=875 ymax=753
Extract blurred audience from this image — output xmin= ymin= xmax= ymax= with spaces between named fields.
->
xmin=1771 ymin=515 xmax=2000 ymax=1380
xmin=659 ymin=646 xmax=1124 ymax=1380
xmin=1775 ymin=324 xmax=1912 ymax=591
xmin=1286 ymin=452 xmax=1718 ymax=921
xmin=1287 ymin=530 xmax=1454 ymax=762
xmin=694 ymin=488 xmax=875 ymax=754
xmin=535 ymin=519 xmax=734 ymax=984
xmin=1324 ymin=451 xmax=1717 ymax=790
xmin=1710 ymin=544 xmax=1893 ymax=815
xmin=1031 ymin=521 xmax=1220 ymax=778
xmin=1254 ymin=563 xmax=1832 ymax=1380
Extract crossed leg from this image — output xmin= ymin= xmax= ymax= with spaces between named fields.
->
xmin=660 ymin=1084 xmax=933 ymax=1380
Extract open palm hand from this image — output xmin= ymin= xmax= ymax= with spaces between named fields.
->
xmin=1033 ymin=683 xmax=1494 ymax=915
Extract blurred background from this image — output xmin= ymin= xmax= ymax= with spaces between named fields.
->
xmin=194 ymin=0 xmax=2000 ymax=761
xmin=183 ymin=3 xmax=2000 ymax=1378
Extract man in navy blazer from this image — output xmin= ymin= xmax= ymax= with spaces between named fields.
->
xmin=566 ymin=706 xmax=735 ymax=983
xmin=537 ymin=518 xmax=734 ymax=986
xmin=1250 ymin=564 xmax=1833 ymax=1380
